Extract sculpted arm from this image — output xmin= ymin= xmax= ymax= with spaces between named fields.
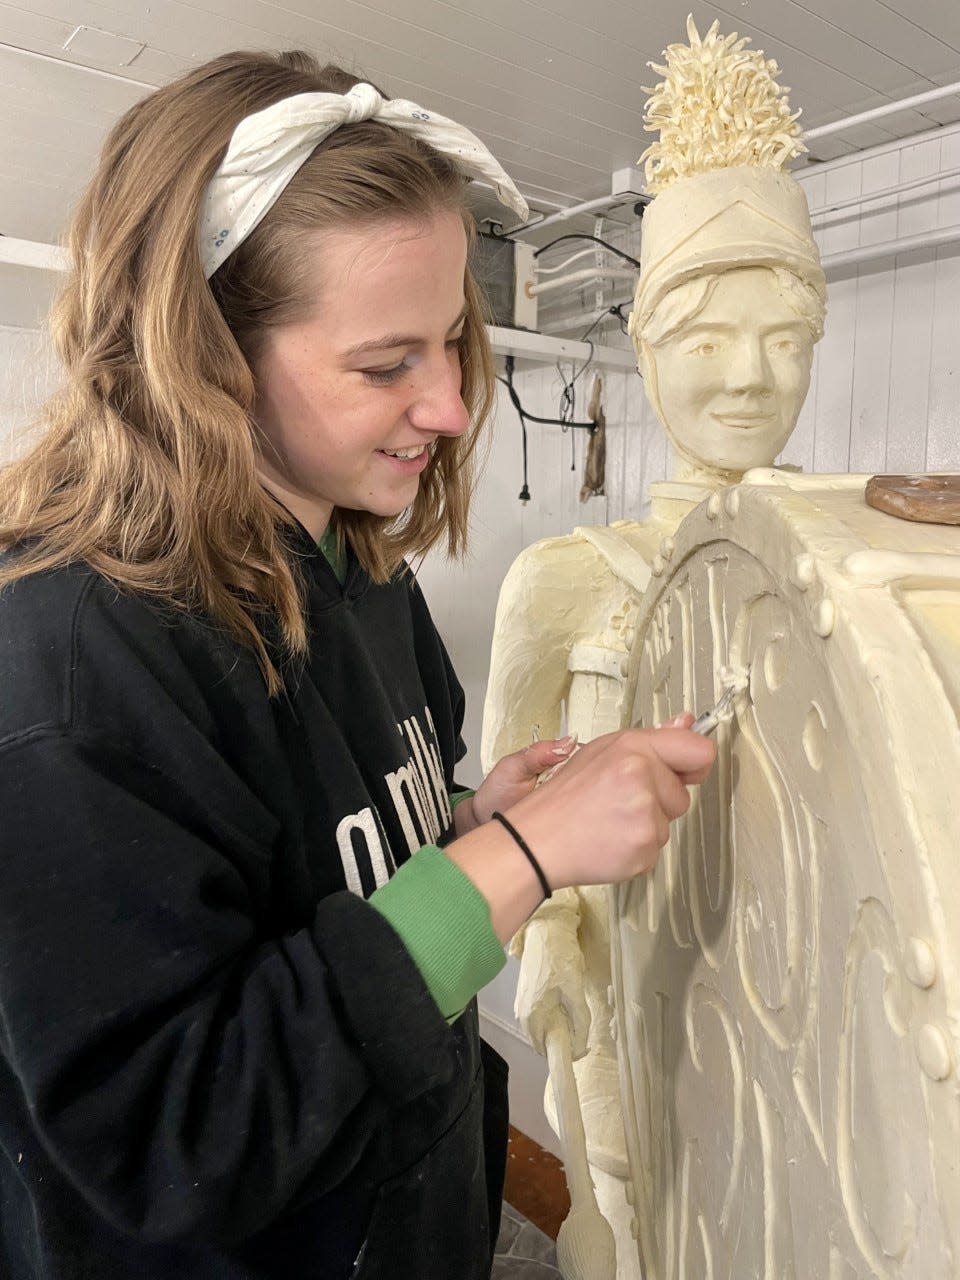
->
xmin=481 ymin=536 xmax=593 ymax=769
xmin=481 ymin=534 xmax=613 ymax=1058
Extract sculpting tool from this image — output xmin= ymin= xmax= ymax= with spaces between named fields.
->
xmin=691 ymin=684 xmax=739 ymax=736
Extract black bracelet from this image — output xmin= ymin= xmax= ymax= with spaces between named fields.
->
xmin=491 ymin=811 xmax=552 ymax=901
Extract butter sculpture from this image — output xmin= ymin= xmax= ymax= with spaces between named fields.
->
xmin=483 ymin=17 xmax=960 ymax=1279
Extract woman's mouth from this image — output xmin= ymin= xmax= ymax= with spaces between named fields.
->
xmin=377 ymin=444 xmax=430 ymax=473
xmin=379 ymin=445 xmax=428 ymax=459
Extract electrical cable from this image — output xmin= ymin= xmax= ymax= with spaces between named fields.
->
xmin=535 ymin=246 xmax=599 ymax=275
xmin=497 ymin=355 xmax=596 ymax=502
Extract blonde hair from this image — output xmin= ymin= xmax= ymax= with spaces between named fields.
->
xmin=0 ymin=51 xmax=494 ymax=693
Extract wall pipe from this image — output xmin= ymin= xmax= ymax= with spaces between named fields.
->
xmin=527 ymin=267 xmax=637 ymax=297
xmin=819 ymin=222 xmax=960 ymax=270
xmin=806 ymin=80 xmax=960 ymax=141
xmin=808 ymin=165 xmax=960 ymax=220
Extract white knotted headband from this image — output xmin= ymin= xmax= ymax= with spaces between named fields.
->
xmin=199 ymin=82 xmax=529 ymax=278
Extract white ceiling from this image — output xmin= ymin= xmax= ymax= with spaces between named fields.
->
xmin=3 ymin=0 xmax=960 ymax=321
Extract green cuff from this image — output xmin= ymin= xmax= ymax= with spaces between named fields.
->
xmin=369 ymin=845 xmax=505 ymax=1020
xmin=448 ymin=789 xmax=475 ymax=812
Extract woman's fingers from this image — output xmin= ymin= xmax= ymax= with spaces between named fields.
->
xmin=505 ymin=723 xmax=719 ymax=890
xmin=509 ymin=736 xmax=579 ymax=780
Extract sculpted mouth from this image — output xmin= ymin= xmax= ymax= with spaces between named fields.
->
xmin=711 ymin=412 xmax=775 ymax=428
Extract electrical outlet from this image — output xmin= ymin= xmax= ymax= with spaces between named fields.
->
xmin=512 ymin=241 xmax=538 ymax=331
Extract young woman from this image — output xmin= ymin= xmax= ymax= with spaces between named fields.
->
xmin=0 ymin=51 xmax=715 ymax=1280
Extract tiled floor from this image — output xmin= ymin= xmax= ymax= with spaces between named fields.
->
xmin=492 ymin=1202 xmax=560 ymax=1278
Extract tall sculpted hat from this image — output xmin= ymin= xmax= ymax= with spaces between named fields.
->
xmin=629 ymin=16 xmax=825 ymax=340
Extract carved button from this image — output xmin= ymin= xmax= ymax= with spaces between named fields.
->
xmin=707 ymin=492 xmax=722 ymax=519
xmin=660 ymin=536 xmax=675 ymax=559
xmin=791 ymin=553 xmax=816 ymax=589
xmin=724 ymin=488 xmax=740 ymax=517
xmin=916 ymin=1024 xmax=952 ymax=1081
xmin=652 ymin=555 xmax=665 ymax=577
xmin=905 ymin=938 xmax=937 ymax=989
xmin=814 ymin=598 xmax=835 ymax=638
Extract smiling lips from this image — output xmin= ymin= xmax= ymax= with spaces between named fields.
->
xmin=379 ymin=445 xmax=428 ymax=459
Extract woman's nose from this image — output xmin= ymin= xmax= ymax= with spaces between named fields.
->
xmin=407 ymin=357 xmax=470 ymax=437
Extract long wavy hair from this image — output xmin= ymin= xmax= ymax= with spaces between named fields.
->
xmin=0 ymin=51 xmax=495 ymax=693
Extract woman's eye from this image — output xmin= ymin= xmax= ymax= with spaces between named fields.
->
xmin=362 ymin=363 xmax=406 ymax=385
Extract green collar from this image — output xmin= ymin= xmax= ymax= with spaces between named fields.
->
xmin=318 ymin=525 xmax=347 ymax=586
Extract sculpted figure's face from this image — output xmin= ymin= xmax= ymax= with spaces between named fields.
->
xmin=643 ymin=267 xmax=815 ymax=479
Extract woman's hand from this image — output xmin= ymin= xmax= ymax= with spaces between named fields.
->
xmin=455 ymin=735 xmax=579 ymax=834
xmin=445 ymin=718 xmax=716 ymax=943
xmin=504 ymin=722 xmax=716 ymax=892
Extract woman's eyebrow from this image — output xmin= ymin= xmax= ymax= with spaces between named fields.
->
xmin=341 ymin=306 xmax=469 ymax=359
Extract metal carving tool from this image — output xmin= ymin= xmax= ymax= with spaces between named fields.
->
xmin=691 ymin=684 xmax=739 ymax=736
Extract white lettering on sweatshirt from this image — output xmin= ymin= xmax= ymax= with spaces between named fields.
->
xmin=337 ymin=705 xmax=455 ymax=895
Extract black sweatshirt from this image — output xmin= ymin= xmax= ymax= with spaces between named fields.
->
xmin=0 ymin=535 xmax=506 ymax=1279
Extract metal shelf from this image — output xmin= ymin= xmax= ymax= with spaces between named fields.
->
xmin=486 ymin=325 xmax=638 ymax=371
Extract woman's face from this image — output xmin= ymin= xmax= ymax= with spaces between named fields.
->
xmin=646 ymin=267 xmax=814 ymax=477
xmin=252 ymin=211 xmax=470 ymax=538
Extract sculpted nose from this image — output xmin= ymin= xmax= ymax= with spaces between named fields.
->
xmin=726 ymin=337 xmax=772 ymax=395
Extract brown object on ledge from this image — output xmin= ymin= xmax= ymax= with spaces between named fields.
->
xmin=865 ymin=473 xmax=960 ymax=525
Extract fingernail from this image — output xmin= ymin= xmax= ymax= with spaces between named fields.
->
xmin=551 ymin=734 xmax=577 ymax=755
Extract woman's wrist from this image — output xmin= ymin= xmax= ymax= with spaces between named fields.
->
xmin=453 ymin=792 xmax=480 ymax=836
xmin=445 ymin=820 xmax=545 ymax=944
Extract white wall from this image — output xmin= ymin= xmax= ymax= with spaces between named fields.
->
xmin=0 ymin=324 xmax=59 ymax=460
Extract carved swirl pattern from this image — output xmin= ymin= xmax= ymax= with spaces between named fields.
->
xmin=611 ymin=538 xmax=949 ymax=1279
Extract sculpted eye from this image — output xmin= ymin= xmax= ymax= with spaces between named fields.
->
xmin=770 ymin=337 xmax=801 ymax=356
xmin=689 ymin=341 xmax=718 ymax=357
